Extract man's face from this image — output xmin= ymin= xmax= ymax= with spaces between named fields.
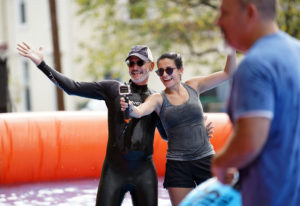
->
xmin=217 ymin=0 xmax=249 ymax=52
xmin=127 ymin=56 xmax=153 ymax=85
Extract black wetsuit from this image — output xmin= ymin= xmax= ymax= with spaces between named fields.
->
xmin=37 ymin=61 xmax=166 ymax=206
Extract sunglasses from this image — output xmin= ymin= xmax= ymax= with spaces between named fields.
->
xmin=126 ymin=60 xmax=146 ymax=67
xmin=155 ymin=67 xmax=175 ymax=77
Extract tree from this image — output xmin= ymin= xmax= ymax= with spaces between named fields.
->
xmin=278 ymin=0 xmax=300 ymax=38
xmin=74 ymin=0 xmax=300 ymax=80
xmin=75 ymin=0 xmax=221 ymax=80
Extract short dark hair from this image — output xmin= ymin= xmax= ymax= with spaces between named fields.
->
xmin=238 ymin=0 xmax=277 ymax=20
xmin=157 ymin=52 xmax=183 ymax=69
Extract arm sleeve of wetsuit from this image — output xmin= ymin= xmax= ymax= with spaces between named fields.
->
xmin=37 ymin=61 xmax=115 ymax=100
xmin=156 ymin=118 xmax=168 ymax=140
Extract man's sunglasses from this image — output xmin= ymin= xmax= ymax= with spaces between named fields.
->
xmin=155 ymin=67 xmax=175 ymax=77
xmin=126 ymin=60 xmax=146 ymax=67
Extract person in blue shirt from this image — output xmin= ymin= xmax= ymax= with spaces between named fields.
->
xmin=212 ymin=0 xmax=300 ymax=206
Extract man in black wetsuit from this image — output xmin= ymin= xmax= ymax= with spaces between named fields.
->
xmin=17 ymin=42 xmax=167 ymax=206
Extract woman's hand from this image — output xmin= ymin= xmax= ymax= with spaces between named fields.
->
xmin=204 ymin=116 xmax=214 ymax=138
xmin=17 ymin=42 xmax=44 ymax=66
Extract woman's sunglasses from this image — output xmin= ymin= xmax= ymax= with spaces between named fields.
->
xmin=155 ymin=67 xmax=175 ymax=77
xmin=126 ymin=60 xmax=146 ymax=67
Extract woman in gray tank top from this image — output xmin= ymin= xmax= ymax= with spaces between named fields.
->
xmin=120 ymin=51 xmax=236 ymax=206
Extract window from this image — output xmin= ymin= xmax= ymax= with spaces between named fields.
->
xmin=17 ymin=0 xmax=27 ymax=26
xmin=22 ymin=61 xmax=31 ymax=111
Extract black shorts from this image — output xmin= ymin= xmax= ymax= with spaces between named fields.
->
xmin=163 ymin=155 xmax=213 ymax=188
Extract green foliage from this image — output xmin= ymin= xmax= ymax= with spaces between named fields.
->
xmin=74 ymin=0 xmax=300 ymax=80
xmin=74 ymin=0 xmax=223 ymax=80
xmin=278 ymin=0 xmax=300 ymax=38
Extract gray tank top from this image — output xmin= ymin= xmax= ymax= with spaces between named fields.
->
xmin=160 ymin=83 xmax=215 ymax=161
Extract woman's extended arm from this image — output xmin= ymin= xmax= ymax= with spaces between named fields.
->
xmin=186 ymin=50 xmax=237 ymax=94
xmin=120 ymin=93 xmax=163 ymax=118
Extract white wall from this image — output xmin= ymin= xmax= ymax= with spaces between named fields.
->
xmin=1 ymin=0 xmax=91 ymax=112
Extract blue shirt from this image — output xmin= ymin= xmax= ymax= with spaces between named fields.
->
xmin=228 ymin=31 xmax=300 ymax=206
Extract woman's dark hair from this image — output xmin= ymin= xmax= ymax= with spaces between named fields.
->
xmin=157 ymin=52 xmax=183 ymax=69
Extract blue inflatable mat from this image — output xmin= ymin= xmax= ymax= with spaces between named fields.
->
xmin=179 ymin=177 xmax=241 ymax=206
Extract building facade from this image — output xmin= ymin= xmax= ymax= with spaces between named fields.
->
xmin=0 ymin=0 xmax=230 ymax=112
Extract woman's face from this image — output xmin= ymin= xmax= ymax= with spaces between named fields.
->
xmin=157 ymin=58 xmax=182 ymax=88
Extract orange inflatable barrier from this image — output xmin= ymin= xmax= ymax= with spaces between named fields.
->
xmin=0 ymin=112 xmax=232 ymax=185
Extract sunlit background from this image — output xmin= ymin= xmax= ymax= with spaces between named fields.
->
xmin=1 ymin=0 xmax=300 ymax=205
xmin=0 ymin=0 xmax=231 ymax=113
xmin=1 ymin=0 xmax=299 ymax=113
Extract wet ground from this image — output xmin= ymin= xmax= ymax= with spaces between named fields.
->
xmin=0 ymin=178 xmax=171 ymax=206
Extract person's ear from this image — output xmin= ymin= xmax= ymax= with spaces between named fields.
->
xmin=149 ymin=62 xmax=155 ymax=71
xmin=246 ymin=3 xmax=258 ymax=21
xmin=179 ymin=67 xmax=184 ymax=74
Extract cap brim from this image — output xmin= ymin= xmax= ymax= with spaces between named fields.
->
xmin=125 ymin=53 xmax=149 ymax=62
